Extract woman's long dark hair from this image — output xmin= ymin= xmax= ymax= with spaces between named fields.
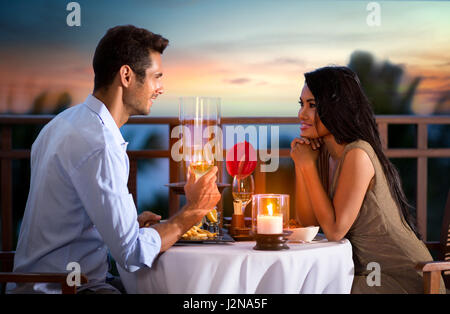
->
xmin=304 ymin=66 xmax=420 ymax=239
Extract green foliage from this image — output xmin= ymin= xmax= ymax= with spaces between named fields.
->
xmin=348 ymin=50 xmax=420 ymax=115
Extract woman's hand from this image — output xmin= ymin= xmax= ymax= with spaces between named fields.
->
xmin=290 ymin=137 xmax=324 ymax=169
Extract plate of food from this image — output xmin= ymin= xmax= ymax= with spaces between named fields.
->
xmin=175 ymin=225 xmax=235 ymax=245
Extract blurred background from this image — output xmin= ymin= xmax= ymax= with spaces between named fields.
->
xmin=0 ymin=0 xmax=449 ymax=247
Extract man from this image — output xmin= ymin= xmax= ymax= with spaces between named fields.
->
xmin=11 ymin=25 xmax=221 ymax=293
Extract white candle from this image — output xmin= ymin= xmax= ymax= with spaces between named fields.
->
xmin=257 ymin=215 xmax=283 ymax=234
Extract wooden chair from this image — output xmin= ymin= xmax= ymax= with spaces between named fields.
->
xmin=0 ymin=251 xmax=88 ymax=294
xmin=416 ymin=190 xmax=450 ymax=294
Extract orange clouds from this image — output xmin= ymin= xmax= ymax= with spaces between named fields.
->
xmin=0 ymin=46 xmax=93 ymax=112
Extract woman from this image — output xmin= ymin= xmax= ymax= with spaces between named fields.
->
xmin=290 ymin=66 xmax=445 ymax=294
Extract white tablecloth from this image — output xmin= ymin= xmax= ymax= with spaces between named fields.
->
xmin=118 ymin=238 xmax=354 ymax=294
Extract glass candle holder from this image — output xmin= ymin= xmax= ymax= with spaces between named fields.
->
xmin=251 ymin=194 xmax=289 ymax=235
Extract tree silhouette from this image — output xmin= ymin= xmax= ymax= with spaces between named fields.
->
xmin=348 ymin=50 xmax=421 ymax=115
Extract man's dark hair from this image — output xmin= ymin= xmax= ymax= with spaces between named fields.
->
xmin=93 ymin=25 xmax=169 ymax=91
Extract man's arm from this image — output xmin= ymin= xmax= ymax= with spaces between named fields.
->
xmin=150 ymin=166 xmax=221 ymax=252
xmin=71 ymin=145 xmax=220 ymax=270
xmin=70 ymin=147 xmax=161 ymax=272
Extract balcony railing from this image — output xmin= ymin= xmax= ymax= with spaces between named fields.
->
xmin=1 ymin=114 xmax=450 ymax=251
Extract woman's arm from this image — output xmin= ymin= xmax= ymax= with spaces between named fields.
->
xmin=291 ymin=137 xmax=322 ymax=226
xmin=297 ymin=147 xmax=374 ymax=241
xmin=294 ymin=166 xmax=319 ymax=226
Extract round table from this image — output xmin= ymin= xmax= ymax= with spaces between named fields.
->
xmin=118 ymin=238 xmax=354 ymax=294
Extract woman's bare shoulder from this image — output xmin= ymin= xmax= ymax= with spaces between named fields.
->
xmin=341 ymin=147 xmax=375 ymax=178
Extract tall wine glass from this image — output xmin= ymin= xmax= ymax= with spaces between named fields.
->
xmin=232 ymin=175 xmax=255 ymax=216
xmin=179 ymin=96 xmax=221 ymax=179
xmin=180 ymin=97 xmax=222 ymax=235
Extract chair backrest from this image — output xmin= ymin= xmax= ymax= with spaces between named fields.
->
xmin=440 ymin=190 xmax=450 ymax=288
xmin=0 ymin=251 xmax=15 ymax=294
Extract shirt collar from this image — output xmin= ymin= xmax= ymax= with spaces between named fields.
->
xmin=84 ymin=94 xmax=128 ymax=149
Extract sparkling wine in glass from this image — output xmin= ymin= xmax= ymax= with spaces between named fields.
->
xmin=190 ymin=161 xmax=214 ymax=177
xmin=232 ymin=175 xmax=255 ymax=215
xmin=189 ymin=147 xmax=215 ymax=178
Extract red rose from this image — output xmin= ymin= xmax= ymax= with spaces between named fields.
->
xmin=225 ymin=141 xmax=257 ymax=178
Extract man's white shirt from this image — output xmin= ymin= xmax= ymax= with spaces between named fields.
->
xmin=10 ymin=95 xmax=161 ymax=293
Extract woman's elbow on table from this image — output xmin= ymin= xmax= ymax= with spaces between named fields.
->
xmin=322 ymin=227 xmax=347 ymax=242
xmin=325 ymin=233 xmax=345 ymax=242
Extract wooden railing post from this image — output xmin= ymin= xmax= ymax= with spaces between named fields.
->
xmin=417 ymin=123 xmax=428 ymax=241
xmin=254 ymin=161 xmax=266 ymax=194
xmin=127 ymin=157 xmax=138 ymax=205
xmin=1 ymin=126 xmax=13 ymax=252
xmin=377 ymin=122 xmax=388 ymax=150
xmin=168 ymin=123 xmax=180 ymax=217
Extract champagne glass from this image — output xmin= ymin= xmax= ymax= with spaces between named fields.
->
xmin=180 ymin=97 xmax=222 ymax=235
xmin=179 ymin=96 xmax=221 ymax=179
xmin=232 ymin=174 xmax=255 ymax=216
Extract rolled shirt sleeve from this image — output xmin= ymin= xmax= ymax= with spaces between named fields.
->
xmin=70 ymin=145 xmax=161 ymax=272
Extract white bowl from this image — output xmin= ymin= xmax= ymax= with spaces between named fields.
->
xmin=286 ymin=226 xmax=320 ymax=242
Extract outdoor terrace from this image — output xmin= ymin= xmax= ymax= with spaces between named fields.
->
xmin=1 ymin=114 xmax=450 ymax=253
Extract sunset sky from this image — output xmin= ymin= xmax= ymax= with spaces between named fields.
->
xmin=1 ymin=0 xmax=449 ymax=116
